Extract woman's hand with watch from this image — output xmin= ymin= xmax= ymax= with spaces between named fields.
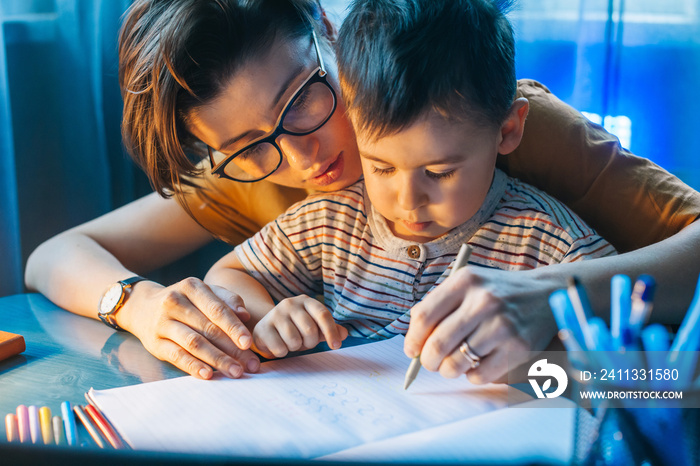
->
xmin=97 ymin=276 xmax=261 ymax=380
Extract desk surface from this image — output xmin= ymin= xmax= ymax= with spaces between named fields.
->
xmin=0 ymin=293 xmax=184 ymax=413
xmin=0 ymin=293 xmax=576 ymax=465
xmin=0 ymin=294 xmax=382 ymax=464
xmin=0 ymin=293 xmax=194 ymax=460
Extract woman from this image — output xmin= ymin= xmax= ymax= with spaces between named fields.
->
xmin=25 ymin=0 xmax=700 ymax=383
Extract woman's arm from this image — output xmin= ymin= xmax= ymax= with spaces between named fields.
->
xmin=537 ymin=220 xmax=700 ymax=324
xmin=502 ymin=79 xmax=700 ymax=253
xmin=25 ymin=192 xmax=260 ymax=379
xmin=26 ymin=193 xmax=210 ymax=315
xmin=405 ymin=218 xmax=700 ymax=385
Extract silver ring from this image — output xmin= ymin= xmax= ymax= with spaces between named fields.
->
xmin=459 ymin=339 xmax=481 ymax=369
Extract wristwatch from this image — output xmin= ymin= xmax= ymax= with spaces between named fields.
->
xmin=98 ymin=276 xmax=146 ymax=331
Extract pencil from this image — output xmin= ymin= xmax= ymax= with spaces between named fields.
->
xmin=404 ymin=244 xmax=473 ymax=390
xmin=85 ymin=404 xmax=125 ymax=449
xmin=73 ymin=405 xmax=106 ymax=449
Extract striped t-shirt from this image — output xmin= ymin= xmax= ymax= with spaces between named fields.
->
xmin=234 ymin=169 xmax=616 ymax=339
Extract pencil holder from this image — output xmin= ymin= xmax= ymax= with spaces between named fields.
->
xmin=550 ymin=273 xmax=700 ymax=466
xmin=574 ymin=400 xmax=700 ymax=466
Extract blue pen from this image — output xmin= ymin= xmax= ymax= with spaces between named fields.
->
xmin=61 ymin=401 xmax=78 ymax=447
xmin=669 ymin=274 xmax=700 ymax=386
xmin=588 ymin=317 xmax=613 ymax=351
xmin=587 ymin=316 xmax=621 ymax=384
xmin=642 ymin=323 xmax=670 ymax=352
xmin=549 ymin=290 xmax=590 ymax=369
xmin=642 ymin=324 xmax=670 ymax=389
xmin=610 ymin=275 xmax=631 ymax=350
xmin=566 ymin=277 xmax=596 ymax=350
xmin=549 ymin=289 xmax=587 ymax=349
xmin=642 ymin=324 xmax=686 ymax=463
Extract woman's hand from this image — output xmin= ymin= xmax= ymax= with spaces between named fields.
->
xmin=404 ymin=267 xmax=561 ymax=384
xmin=252 ymin=295 xmax=348 ymax=359
xmin=116 ymin=277 xmax=261 ymax=380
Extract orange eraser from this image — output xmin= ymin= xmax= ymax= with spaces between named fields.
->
xmin=0 ymin=330 xmax=25 ymax=361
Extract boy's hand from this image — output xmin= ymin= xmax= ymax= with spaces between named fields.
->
xmin=252 ymin=295 xmax=348 ymax=359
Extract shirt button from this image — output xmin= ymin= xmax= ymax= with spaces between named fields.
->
xmin=407 ymin=245 xmax=421 ymax=259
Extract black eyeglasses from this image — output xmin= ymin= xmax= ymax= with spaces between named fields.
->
xmin=208 ymin=30 xmax=337 ymax=182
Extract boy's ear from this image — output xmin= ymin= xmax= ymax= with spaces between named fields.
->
xmin=319 ymin=8 xmax=338 ymax=42
xmin=497 ymin=98 xmax=529 ymax=155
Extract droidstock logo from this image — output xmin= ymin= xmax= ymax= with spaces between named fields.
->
xmin=528 ymin=359 xmax=568 ymax=399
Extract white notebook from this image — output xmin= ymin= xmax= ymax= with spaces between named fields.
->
xmin=87 ymin=336 xmax=577 ymax=462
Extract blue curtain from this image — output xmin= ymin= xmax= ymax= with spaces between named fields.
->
xmin=0 ymin=0 xmax=149 ymax=297
xmin=0 ymin=6 xmax=22 ymax=297
xmin=328 ymin=0 xmax=700 ymax=188
xmin=1 ymin=0 xmax=699 ymax=297
xmin=512 ymin=0 xmax=700 ymax=189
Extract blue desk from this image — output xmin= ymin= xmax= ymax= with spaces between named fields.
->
xmin=0 ymin=293 xmax=184 ymax=414
xmin=0 ymin=293 xmax=572 ymax=465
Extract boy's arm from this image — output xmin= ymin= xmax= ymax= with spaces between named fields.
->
xmin=204 ymin=253 xmax=275 ymax=331
xmin=204 ymin=252 xmax=347 ymax=359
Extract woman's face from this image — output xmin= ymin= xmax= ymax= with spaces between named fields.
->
xmin=186 ymin=33 xmax=362 ymax=192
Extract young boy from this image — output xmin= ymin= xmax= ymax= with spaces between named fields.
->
xmin=204 ymin=0 xmax=616 ymax=359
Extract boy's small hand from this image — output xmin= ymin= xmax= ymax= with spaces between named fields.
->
xmin=252 ymin=295 xmax=348 ymax=359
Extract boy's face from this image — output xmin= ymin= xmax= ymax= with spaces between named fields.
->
xmin=357 ymin=112 xmax=501 ymax=243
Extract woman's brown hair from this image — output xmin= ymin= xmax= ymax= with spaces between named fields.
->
xmin=119 ymin=0 xmax=324 ymax=196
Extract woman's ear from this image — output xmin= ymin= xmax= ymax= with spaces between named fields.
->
xmin=319 ymin=8 xmax=338 ymax=42
xmin=497 ymin=97 xmax=529 ymax=155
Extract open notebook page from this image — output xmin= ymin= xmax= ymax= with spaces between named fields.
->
xmin=88 ymin=336 xmax=511 ymax=459
xmin=321 ymin=398 xmax=587 ymax=464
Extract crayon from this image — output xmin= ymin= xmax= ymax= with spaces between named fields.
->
xmin=15 ymin=405 xmax=30 ymax=443
xmin=5 ymin=413 xmax=18 ymax=443
xmin=28 ymin=405 xmax=40 ymax=444
xmin=61 ymin=401 xmax=78 ymax=446
xmin=53 ymin=415 xmax=66 ymax=445
xmin=39 ymin=406 xmax=54 ymax=445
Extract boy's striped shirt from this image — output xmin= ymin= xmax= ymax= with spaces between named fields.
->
xmin=235 ymin=169 xmax=616 ymax=339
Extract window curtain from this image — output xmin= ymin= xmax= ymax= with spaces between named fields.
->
xmin=511 ymin=0 xmax=700 ymax=187
xmin=321 ymin=0 xmax=700 ymax=189
xmin=1 ymin=0 xmax=698 ymax=297
xmin=326 ymin=0 xmax=700 ymax=187
xmin=0 ymin=8 xmax=21 ymax=297
xmin=0 ymin=0 xmax=146 ymax=297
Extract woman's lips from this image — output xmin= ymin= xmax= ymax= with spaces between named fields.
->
xmin=311 ymin=152 xmax=344 ymax=186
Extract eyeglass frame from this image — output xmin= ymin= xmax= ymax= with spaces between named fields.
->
xmin=207 ymin=30 xmax=337 ymax=183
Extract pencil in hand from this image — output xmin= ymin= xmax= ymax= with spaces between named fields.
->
xmin=404 ymin=243 xmax=473 ymax=390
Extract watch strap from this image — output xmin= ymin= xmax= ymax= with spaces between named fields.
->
xmin=98 ymin=276 xmax=146 ymax=331
xmin=119 ymin=276 xmax=147 ymax=288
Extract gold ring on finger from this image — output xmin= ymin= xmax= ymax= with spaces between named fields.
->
xmin=459 ymin=339 xmax=482 ymax=369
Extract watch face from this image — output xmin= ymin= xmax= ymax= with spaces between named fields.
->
xmin=99 ymin=283 xmax=124 ymax=315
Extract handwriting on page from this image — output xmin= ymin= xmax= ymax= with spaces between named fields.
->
xmin=288 ymin=380 xmax=395 ymax=426
xmin=88 ymin=336 xmax=509 ymax=459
